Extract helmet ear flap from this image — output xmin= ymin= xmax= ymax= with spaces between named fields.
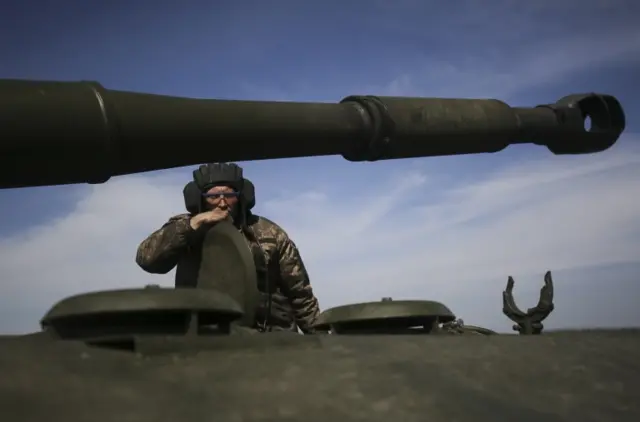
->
xmin=242 ymin=178 xmax=256 ymax=210
xmin=183 ymin=181 xmax=202 ymax=215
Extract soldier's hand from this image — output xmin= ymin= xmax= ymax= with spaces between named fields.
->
xmin=189 ymin=209 xmax=229 ymax=230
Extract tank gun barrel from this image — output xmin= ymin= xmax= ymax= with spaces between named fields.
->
xmin=0 ymin=79 xmax=625 ymax=189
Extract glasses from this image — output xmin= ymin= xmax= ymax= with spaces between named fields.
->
xmin=202 ymin=192 xmax=240 ymax=201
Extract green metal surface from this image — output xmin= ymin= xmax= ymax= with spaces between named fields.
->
xmin=42 ymin=287 xmax=243 ymax=323
xmin=314 ymin=300 xmax=456 ymax=327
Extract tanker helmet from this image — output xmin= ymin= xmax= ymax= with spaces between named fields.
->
xmin=193 ymin=163 xmax=244 ymax=192
xmin=185 ymin=163 xmax=255 ymax=214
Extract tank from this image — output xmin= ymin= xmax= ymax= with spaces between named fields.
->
xmin=1 ymin=79 xmax=638 ymax=422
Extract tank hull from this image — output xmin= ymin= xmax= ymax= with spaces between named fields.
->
xmin=1 ymin=329 xmax=638 ymax=422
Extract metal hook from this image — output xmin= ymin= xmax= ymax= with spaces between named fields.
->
xmin=502 ymin=271 xmax=555 ymax=335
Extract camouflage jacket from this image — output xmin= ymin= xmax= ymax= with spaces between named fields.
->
xmin=135 ymin=213 xmax=321 ymax=333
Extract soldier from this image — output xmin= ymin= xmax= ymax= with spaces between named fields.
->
xmin=135 ymin=163 xmax=321 ymax=334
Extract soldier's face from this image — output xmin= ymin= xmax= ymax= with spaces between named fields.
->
xmin=203 ymin=185 xmax=240 ymax=212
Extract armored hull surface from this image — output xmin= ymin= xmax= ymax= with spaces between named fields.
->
xmin=0 ymin=79 xmax=636 ymax=421
xmin=2 ymin=329 xmax=639 ymax=422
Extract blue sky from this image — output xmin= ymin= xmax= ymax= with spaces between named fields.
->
xmin=1 ymin=0 xmax=639 ymax=333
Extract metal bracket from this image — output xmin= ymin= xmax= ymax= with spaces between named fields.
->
xmin=502 ymin=271 xmax=555 ymax=335
xmin=339 ymin=95 xmax=394 ymax=162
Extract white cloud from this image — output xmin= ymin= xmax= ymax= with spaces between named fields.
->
xmin=373 ymin=24 xmax=640 ymax=99
xmin=237 ymin=6 xmax=640 ymax=103
xmin=342 ymin=0 xmax=640 ymax=100
xmin=266 ymin=140 xmax=640 ymax=297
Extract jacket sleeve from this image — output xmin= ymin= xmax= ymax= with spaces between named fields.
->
xmin=135 ymin=214 xmax=196 ymax=274
xmin=276 ymin=233 xmax=321 ymax=333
